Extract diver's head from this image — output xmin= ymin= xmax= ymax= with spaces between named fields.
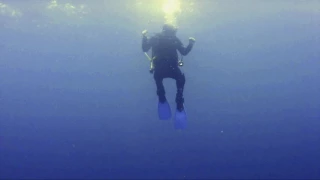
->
xmin=162 ymin=23 xmax=178 ymax=35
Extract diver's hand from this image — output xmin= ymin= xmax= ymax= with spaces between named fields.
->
xmin=142 ymin=30 xmax=148 ymax=37
xmin=189 ymin=37 xmax=196 ymax=45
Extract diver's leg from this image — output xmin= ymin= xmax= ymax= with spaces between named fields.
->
xmin=172 ymin=68 xmax=185 ymax=111
xmin=154 ymin=71 xmax=166 ymax=103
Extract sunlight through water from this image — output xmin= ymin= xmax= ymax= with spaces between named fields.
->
xmin=47 ymin=0 xmax=89 ymax=17
xmin=0 ymin=2 xmax=22 ymax=17
xmin=162 ymin=0 xmax=181 ymax=26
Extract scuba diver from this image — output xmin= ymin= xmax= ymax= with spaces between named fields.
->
xmin=141 ymin=23 xmax=195 ymax=129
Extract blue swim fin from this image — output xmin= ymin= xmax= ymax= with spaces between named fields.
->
xmin=174 ymin=107 xmax=187 ymax=130
xmin=158 ymin=101 xmax=172 ymax=120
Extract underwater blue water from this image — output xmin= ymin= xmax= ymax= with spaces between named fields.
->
xmin=0 ymin=0 xmax=319 ymax=179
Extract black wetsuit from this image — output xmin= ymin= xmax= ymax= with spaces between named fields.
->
xmin=142 ymin=32 xmax=194 ymax=111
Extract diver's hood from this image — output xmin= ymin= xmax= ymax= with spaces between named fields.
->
xmin=162 ymin=23 xmax=178 ymax=35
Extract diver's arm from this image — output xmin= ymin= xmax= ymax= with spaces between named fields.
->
xmin=177 ymin=38 xmax=195 ymax=56
xmin=142 ymin=36 xmax=151 ymax=52
xmin=142 ymin=30 xmax=152 ymax=52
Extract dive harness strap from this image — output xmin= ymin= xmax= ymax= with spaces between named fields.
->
xmin=144 ymin=52 xmax=184 ymax=74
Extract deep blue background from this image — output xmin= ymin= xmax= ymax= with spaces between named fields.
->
xmin=1 ymin=0 xmax=320 ymax=179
